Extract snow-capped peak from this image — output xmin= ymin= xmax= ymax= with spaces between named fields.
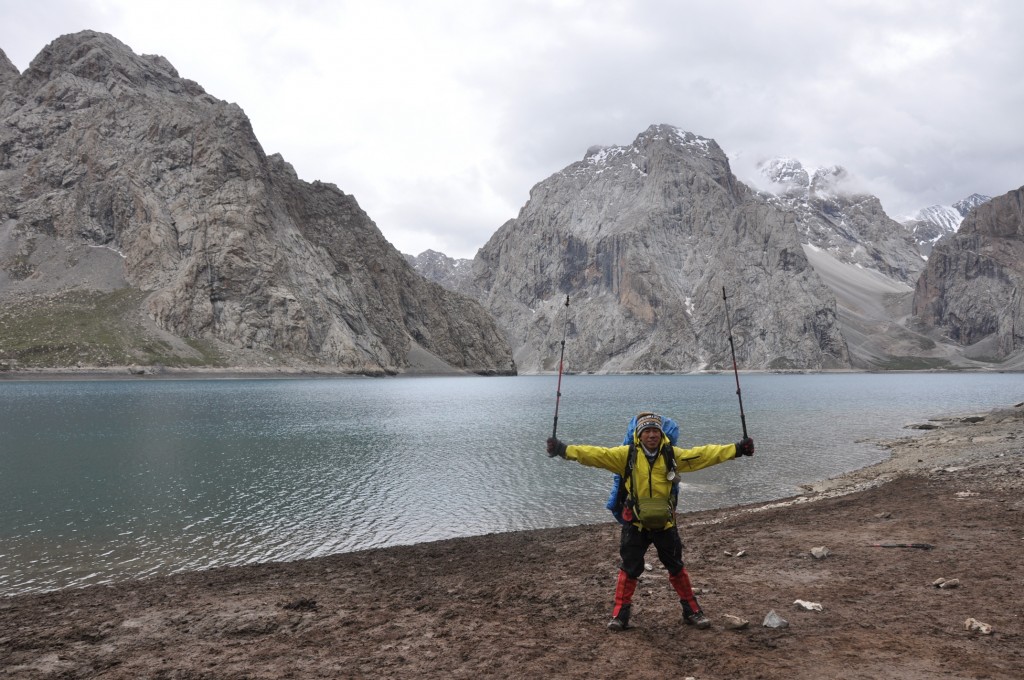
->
xmin=909 ymin=205 xmax=962 ymax=234
xmin=758 ymin=157 xmax=810 ymax=188
xmin=953 ymin=193 xmax=991 ymax=217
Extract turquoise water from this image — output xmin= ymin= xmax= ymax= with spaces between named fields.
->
xmin=0 ymin=372 xmax=1019 ymax=595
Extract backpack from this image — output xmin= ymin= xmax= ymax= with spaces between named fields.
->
xmin=605 ymin=415 xmax=680 ymax=525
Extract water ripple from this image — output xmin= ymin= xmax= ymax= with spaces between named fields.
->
xmin=1 ymin=373 xmax=1019 ymax=595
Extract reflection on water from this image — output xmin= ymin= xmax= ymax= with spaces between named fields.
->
xmin=1 ymin=372 xmax=1019 ymax=595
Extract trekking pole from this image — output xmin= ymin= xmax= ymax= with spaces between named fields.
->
xmin=552 ymin=294 xmax=570 ymax=439
xmin=722 ymin=286 xmax=748 ymax=439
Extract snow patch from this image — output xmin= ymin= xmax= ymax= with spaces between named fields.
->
xmin=668 ymin=127 xmax=713 ymax=156
xmin=89 ymin=244 xmax=126 ymax=258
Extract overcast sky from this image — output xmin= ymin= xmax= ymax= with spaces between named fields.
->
xmin=2 ymin=1 xmax=1022 ymax=258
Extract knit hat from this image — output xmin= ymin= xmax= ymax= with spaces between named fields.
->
xmin=635 ymin=413 xmax=663 ymax=435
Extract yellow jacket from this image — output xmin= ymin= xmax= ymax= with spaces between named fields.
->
xmin=565 ymin=435 xmax=737 ymax=529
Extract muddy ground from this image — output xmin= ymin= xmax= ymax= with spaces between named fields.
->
xmin=2 ymin=404 xmax=1022 ymax=679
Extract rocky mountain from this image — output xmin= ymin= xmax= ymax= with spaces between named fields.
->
xmin=755 ymin=158 xmax=925 ymax=283
xmin=0 ymin=48 xmax=18 ymax=93
xmin=403 ymin=249 xmax=472 ymax=291
xmin=0 ymin=31 xmax=515 ymax=375
xmin=913 ymin=186 xmax=1024 ymax=363
xmin=463 ymin=126 xmax=851 ymax=373
xmin=411 ymin=138 xmax=1018 ymax=373
xmin=902 ymin=193 xmax=992 ymax=257
xmin=750 ymin=157 xmax=967 ymax=368
xmin=954 ymin=193 xmax=991 ymax=217
xmin=6 ymin=33 xmax=1016 ymax=377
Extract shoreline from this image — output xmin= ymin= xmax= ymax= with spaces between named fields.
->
xmin=0 ymin=367 xmax=373 ymax=381
xmin=2 ymin=403 xmax=1022 ymax=678
xmin=694 ymin=402 xmax=1023 ymax=522
xmin=1 ymin=365 xmax=1021 ymax=382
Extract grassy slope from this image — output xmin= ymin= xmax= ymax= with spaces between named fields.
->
xmin=0 ymin=288 xmax=224 ymax=369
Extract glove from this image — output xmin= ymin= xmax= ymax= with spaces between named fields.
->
xmin=735 ymin=437 xmax=755 ymax=457
xmin=546 ymin=437 xmax=567 ymax=458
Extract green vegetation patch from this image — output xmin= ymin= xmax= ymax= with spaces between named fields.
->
xmin=877 ymin=356 xmax=956 ymax=371
xmin=0 ymin=288 xmax=225 ymax=369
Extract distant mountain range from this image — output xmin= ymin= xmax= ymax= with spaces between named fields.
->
xmin=2 ymin=31 xmax=1021 ymax=375
xmin=755 ymin=158 xmax=992 ymax=259
xmin=406 ymin=173 xmax=992 ymax=285
xmin=900 ymin=193 xmax=992 ymax=256
xmin=409 ymin=149 xmax=1018 ymax=372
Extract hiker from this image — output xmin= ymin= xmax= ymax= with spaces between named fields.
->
xmin=606 ymin=413 xmax=681 ymax=524
xmin=546 ymin=412 xmax=754 ymax=631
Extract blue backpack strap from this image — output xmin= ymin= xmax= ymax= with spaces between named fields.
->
xmin=606 ymin=442 xmax=637 ymax=524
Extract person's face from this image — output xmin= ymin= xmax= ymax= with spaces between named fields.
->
xmin=639 ymin=427 xmax=662 ymax=450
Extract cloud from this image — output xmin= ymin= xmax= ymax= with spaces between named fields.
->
xmin=2 ymin=0 xmax=1023 ymax=257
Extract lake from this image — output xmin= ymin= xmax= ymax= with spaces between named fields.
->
xmin=1 ymin=372 xmax=1019 ymax=595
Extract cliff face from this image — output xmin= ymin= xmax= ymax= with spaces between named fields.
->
xmin=468 ymin=125 xmax=850 ymax=373
xmin=0 ymin=31 xmax=514 ymax=374
xmin=444 ymin=131 xmax=1017 ymax=373
xmin=913 ymin=186 xmax=1024 ymax=360
xmin=401 ymin=126 xmax=1020 ymax=373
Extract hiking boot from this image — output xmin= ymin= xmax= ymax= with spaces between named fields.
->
xmin=684 ymin=610 xmax=711 ymax=629
xmin=607 ymin=616 xmax=629 ymax=632
xmin=607 ymin=602 xmax=631 ymax=631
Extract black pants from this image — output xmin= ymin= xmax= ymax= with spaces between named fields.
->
xmin=619 ymin=523 xmax=685 ymax=578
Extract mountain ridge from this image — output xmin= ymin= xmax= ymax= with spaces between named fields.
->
xmin=900 ymin=192 xmax=993 ymax=257
xmin=462 ymin=124 xmax=850 ymax=373
xmin=3 ymin=31 xmax=1020 ymax=376
xmin=0 ymin=31 xmax=515 ymax=375
xmin=410 ymin=145 xmax=1020 ymax=372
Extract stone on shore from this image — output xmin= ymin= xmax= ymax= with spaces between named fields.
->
xmin=722 ymin=614 xmax=749 ymax=630
xmin=964 ymin=618 xmax=993 ymax=634
xmin=763 ymin=610 xmax=789 ymax=628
